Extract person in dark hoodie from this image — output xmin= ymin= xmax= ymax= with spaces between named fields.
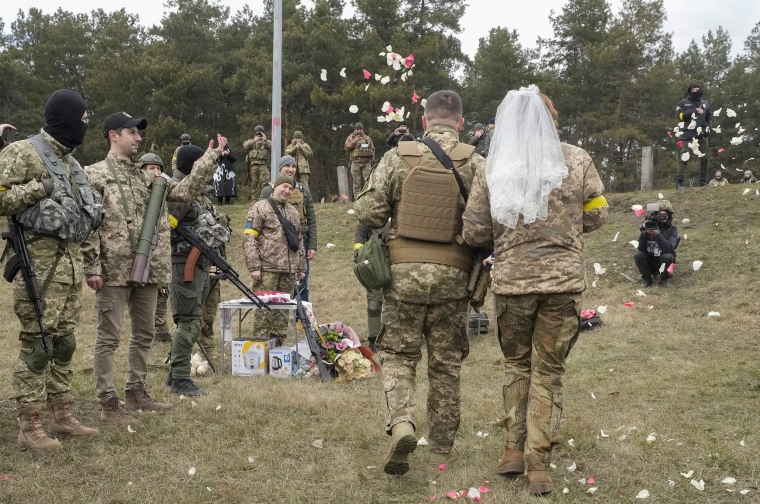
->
xmin=675 ymin=82 xmax=712 ymax=188
xmin=634 ymin=200 xmax=680 ymax=288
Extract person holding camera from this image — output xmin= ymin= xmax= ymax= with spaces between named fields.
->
xmin=284 ymin=131 xmax=313 ymax=188
xmin=634 ymin=200 xmax=679 ymax=288
xmin=243 ymin=175 xmax=306 ymax=344
xmin=386 ymin=122 xmax=410 ymax=148
xmin=1 ymin=123 xmax=18 ymax=151
xmin=171 ymin=133 xmax=192 ymax=172
xmin=675 ymin=82 xmax=712 ymax=188
xmin=344 ymin=122 xmax=375 ymax=199
xmin=468 ymin=123 xmax=489 ymax=157
xmin=243 ymin=125 xmax=272 ymax=199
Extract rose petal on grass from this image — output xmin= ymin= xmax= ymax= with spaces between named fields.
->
xmin=438 ymin=464 xmax=447 ymax=471
xmin=443 ymin=490 xmax=459 ymax=499
xmin=601 ymin=430 xmax=609 ymax=437
xmin=588 ymin=476 xmax=597 ymax=485
xmin=680 ymin=470 xmax=694 ymax=478
xmin=421 ymin=98 xmax=427 ymax=108
xmin=690 ymin=479 xmax=705 ymax=491
xmin=629 ymin=240 xmax=639 ymax=248
xmin=188 ymin=467 xmax=196 ymax=476
xmin=247 ymin=456 xmax=255 ymax=463
xmin=206 ymin=487 xmax=212 ymax=492
xmin=191 ymin=401 xmax=196 ymax=407
xmin=636 ymin=290 xmax=647 ymax=297
xmin=636 ymin=489 xmax=649 ymax=499
xmin=692 ymin=260 xmax=703 ymax=271
xmin=587 ymin=487 xmax=598 ymax=494
xmin=216 ymin=405 xmax=222 ymax=411
xmin=683 ymin=233 xmax=687 ymax=240
xmin=740 ymin=440 xmax=746 ymax=447
xmin=726 ymin=108 xmax=736 ymax=117
xmin=597 ymin=305 xmax=607 ymax=314
xmin=631 ymin=204 xmax=643 ymax=211
xmin=721 ymin=477 xmax=736 ymax=484
xmin=681 ymin=152 xmax=690 ymax=162
xmin=668 ymin=479 xmax=676 ymax=488
xmin=591 ymin=392 xmax=597 ymax=399
xmin=478 ymin=486 xmax=492 ymax=494
xmin=127 ymin=425 xmax=136 ymax=433
xmin=567 ymin=438 xmax=575 ymax=447
xmin=567 ymin=462 xmax=577 ymax=472
xmin=347 ymin=209 xmax=355 ymax=215
xmin=476 ymin=431 xmax=489 ymax=438
xmin=646 ymin=433 xmax=656 ymax=443
xmin=578 ymin=478 xmax=587 ymax=484
xmin=624 ymin=301 xmax=634 ymax=307
xmin=339 ymin=67 xmax=346 ymax=77
xmin=467 ymin=488 xmax=480 ymax=499
xmin=593 ymin=263 xmax=606 ymax=275
xmin=563 ymin=487 xmax=570 ymax=494
xmin=325 ymin=243 xmax=335 ymax=248
xmin=744 ymin=188 xmax=752 ymax=196
xmin=658 ymin=192 xmax=664 ymax=199
xmin=417 ymin=436 xmax=428 ymax=445
xmin=740 ymin=489 xmax=750 ymax=495
xmin=312 ymin=439 xmax=324 ymax=449
xmin=708 ymin=311 xmax=720 ymax=317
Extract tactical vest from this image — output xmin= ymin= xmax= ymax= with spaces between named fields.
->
xmin=387 ymin=141 xmax=475 ymax=272
xmin=171 ymin=196 xmax=230 ymax=255
xmin=352 ymin=136 xmax=373 ymax=159
xmin=17 ymin=134 xmax=104 ymax=243
xmin=247 ymin=140 xmax=270 ymax=165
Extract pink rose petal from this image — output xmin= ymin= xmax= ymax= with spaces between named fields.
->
xmin=404 ymin=54 xmax=415 ymax=68
xmin=677 ymin=140 xmax=683 ymax=148
xmin=624 ymin=302 xmax=634 ymax=307
xmin=634 ymin=209 xmax=646 ymax=216
xmin=438 ymin=463 xmax=447 ymax=471
xmin=588 ymin=476 xmax=597 ymax=485
xmin=362 ymin=69 xmax=371 ymax=80
xmin=412 ymin=90 xmax=420 ymax=104
xmin=479 ymin=486 xmax=492 ymax=494
xmin=443 ymin=490 xmax=459 ymax=499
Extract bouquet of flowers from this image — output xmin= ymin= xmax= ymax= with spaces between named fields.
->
xmin=335 ymin=348 xmax=375 ymax=382
xmin=318 ymin=322 xmax=361 ymax=364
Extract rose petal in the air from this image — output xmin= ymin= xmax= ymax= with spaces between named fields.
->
xmin=349 ymin=105 xmax=358 ymax=113
xmin=677 ymin=140 xmax=683 ymax=148
xmin=362 ymin=69 xmax=371 ymax=80
xmin=726 ymin=108 xmax=736 ymax=117
xmin=717 ymin=147 xmax=725 ymax=153
xmin=421 ymin=98 xmax=427 ymax=108
xmin=404 ymin=54 xmax=415 ymax=68
xmin=412 ymin=90 xmax=420 ymax=104
xmin=340 ymin=67 xmax=346 ymax=77
xmin=380 ymin=76 xmax=391 ymax=85
xmin=320 ymin=69 xmax=327 ymax=81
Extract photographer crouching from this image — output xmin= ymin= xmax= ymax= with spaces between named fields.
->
xmin=634 ymin=200 xmax=680 ymax=288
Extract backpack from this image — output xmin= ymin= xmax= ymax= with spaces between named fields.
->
xmin=353 ymin=236 xmax=391 ymax=291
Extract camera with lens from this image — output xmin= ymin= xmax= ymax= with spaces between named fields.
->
xmin=399 ymin=126 xmax=407 ymax=133
xmin=256 ymin=132 xmax=263 ymax=138
xmin=640 ymin=203 xmax=661 ymax=231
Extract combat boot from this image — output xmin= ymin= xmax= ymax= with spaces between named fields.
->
xmin=383 ymin=421 xmax=417 ymax=475
xmin=100 ymin=396 xmax=138 ymax=426
xmin=170 ymin=378 xmax=208 ymax=397
xmin=47 ymin=393 xmax=99 ymax=437
xmin=496 ymin=448 xmax=525 ymax=476
xmin=428 ymin=447 xmax=459 ymax=468
xmin=125 ymin=388 xmax=173 ymax=411
xmin=642 ymin=275 xmax=653 ymax=288
xmin=527 ymin=470 xmax=553 ymax=496
xmin=17 ymin=404 xmax=62 ymax=450
xmin=660 ymin=274 xmax=671 ymax=288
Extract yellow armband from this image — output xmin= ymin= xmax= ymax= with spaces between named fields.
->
xmin=169 ymin=214 xmax=178 ymax=229
xmin=353 ymin=243 xmax=364 ymax=250
xmin=583 ymin=195 xmax=608 ymax=212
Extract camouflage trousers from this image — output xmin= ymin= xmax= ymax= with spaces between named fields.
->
xmin=155 ymin=283 xmax=171 ymax=340
xmin=377 ymin=298 xmax=469 ymax=454
xmin=249 ymin=163 xmax=271 ymax=199
xmin=169 ymin=262 xmax=209 ymax=380
xmin=199 ymin=277 xmax=221 ymax=357
xmin=298 ymin=172 xmax=309 ymax=189
xmin=350 ymin=159 xmax=373 ymax=199
xmin=12 ymin=279 xmax=81 ymax=405
xmin=495 ymin=292 xmax=581 ymax=471
xmin=251 ymin=271 xmax=293 ymax=341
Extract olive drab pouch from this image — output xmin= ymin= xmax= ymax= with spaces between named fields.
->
xmin=466 ymin=254 xmax=492 ymax=311
xmin=267 ymin=199 xmax=301 ymax=252
xmin=353 ymin=236 xmax=391 ymax=291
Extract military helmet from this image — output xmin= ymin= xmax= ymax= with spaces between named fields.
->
xmin=474 ymin=123 xmax=484 ymax=130
xmin=139 ymin=153 xmax=164 ymax=169
xmin=658 ymin=199 xmax=674 ymax=213
xmin=180 ymin=133 xmax=191 ymax=141
xmin=254 ymin=125 xmax=265 ymax=133
xmin=293 ymin=130 xmax=303 ymax=139
xmin=354 ymin=122 xmax=364 ymax=130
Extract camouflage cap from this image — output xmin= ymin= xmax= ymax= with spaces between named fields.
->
xmin=658 ymin=199 xmax=674 ymax=213
xmin=293 ymin=131 xmax=303 ymax=139
xmin=273 ymin=175 xmax=295 ymax=188
xmin=139 ymin=153 xmax=164 ymax=169
xmin=354 ymin=122 xmax=364 ymax=130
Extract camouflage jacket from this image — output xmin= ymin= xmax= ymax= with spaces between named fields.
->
xmin=462 ymin=142 xmax=608 ymax=295
xmin=284 ymin=140 xmax=313 ymax=174
xmin=344 ymin=133 xmax=375 ymax=160
xmin=259 ymin=182 xmax=317 ymax=250
xmin=171 ymin=145 xmax=181 ymax=172
xmin=82 ymin=149 xmax=220 ymax=286
xmin=355 ymin=125 xmax=484 ymax=304
xmin=243 ymin=137 xmax=272 ymax=166
xmin=468 ymin=130 xmax=489 ymax=158
xmin=0 ymin=129 xmax=84 ymax=285
xmin=243 ymin=197 xmax=306 ymax=274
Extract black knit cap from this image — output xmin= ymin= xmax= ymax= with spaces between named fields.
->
xmin=176 ymin=144 xmax=205 ymax=175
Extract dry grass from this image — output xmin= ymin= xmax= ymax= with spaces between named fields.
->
xmin=0 ymin=187 xmax=759 ymax=503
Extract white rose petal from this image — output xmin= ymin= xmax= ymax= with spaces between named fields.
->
xmin=188 ymin=467 xmax=196 ymax=476
xmin=708 ymin=311 xmax=720 ymax=317
xmin=740 ymin=440 xmax=746 ymax=447
xmin=601 ymin=430 xmax=609 ymax=437
xmin=206 ymin=487 xmax=212 ymax=492
xmin=247 ymin=456 xmax=255 ymax=463
xmin=668 ymin=479 xmax=676 ymax=488
xmin=365 ymin=84 xmax=370 ymax=91
xmin=578 ymin=478 xmax=587 ymax=484
xmin=563 ymin=487 xmax=570 ymax=494
xmin=216 ymin=405 xmax=222 ymax=411
xmin=684 ymin=233 xmax=687 ymax=240
xmin=420 ymin=98 xmax=427 ymax=108
xmin=726 ymin=108 xmax=736 ymax=117
xmin=587 ymin=487 xmax=598 ymax=494
xmin=349 ymin=105 xmax=358 ymax=113
xmin=646 ymin=433 xmax=657 ymax=443
xmin=339 ymin=67 xmax=346 ymax=77
xmin=682 ymin=218 xmax=690 ymax=223
xmin=636 ymin=290 xmax=647 ymax=297
xmin=731 ymin=136 xmax=743 ymax=145
xmin=347 ymin=209 xmax=355 ymax=215
xmin=386 ymin=45 xmax=393 ymax=52
xmin=681 ymin=152 xmax=691 ymax=162
xmin=630 ymin=240 xmax=639 ymax=248
xmin=591 ymin=392 xmax=597 ymax=399
xmin=320 ymin=69 xmax=327 ymax=81
xmin=325 ymin=243 xmax=335 ymax=248
xmin=612 ymin=231 xmax=620 ymax=242
xmin=721 ymin=477 xmax=736 ymax=484
xmin=713 ymin=125 xmax=721 ymax=133
xmin=681 ymin=470 xmax=694 ymax=478
xmin=692 ymin=260 xmax=703 ymax=271
xmin=714 ymin=107 xmax=722 ymax=117
xmin=636 ymin=489 xmax=650 ymax=499
xmin=597 ymin=305 xmax=607 ymax=314
xmin=690 ymin=479 xmax=705 ymax=491
xmin=593 ymin=263 xmax=606 ymax=275
xmin=658 ymin=193 xmax=664 ymax=199
xmin=417 ymin=436 xmax=428 ymax=446
xmin=567 ymin=462 xmax=577 ymax=473
xmin=374 ymin=73 xmax=381 ymax=81
xmin=127 ymin=425 xmax=136 ymax=433
xmin=631 ymin=204 xmax=643 ymax=211
xmin=740 ymin=489 xmax=750 ymax=495
xmin=567 ymin=438 xmax=575 ymax=447
xmin=467 ymin=488 xmax=480 ymax=499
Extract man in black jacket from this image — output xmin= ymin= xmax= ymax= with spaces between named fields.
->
xmin=675 ymin=82 xmax=712 ymax=188
xmin=634 ymin=200 xmax=679 ymax=288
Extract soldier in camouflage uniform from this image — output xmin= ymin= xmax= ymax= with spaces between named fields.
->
xmin=166 ymin=145 xmax=231 ymax=396
xmin=260 ymin=156 xmax=317 ymax=301
xmin=462 ymin=90 xmax=607 ymax=495
xmin=344 ymin=122 xmax=375 ymax=199
xmin=468 ymin=123 xmax=489 ymax=158
xmin=355 ymin=90 xmax=484 ymax=475
xmin=0 ymin=89 xmax=101 ymax=450
xmin=171 ymin=133 xmax=192 ymax=172
xmin=243 ymin=125 xmax=272 ymax=199
xmin=83 ymin=112 xmax=228 ymax=423
xmin=138 ymin=153 xmax=173 ymax=343
xmin=244 ymin=175 xmax=306 ymax=342
xmin=284 ymin=131 xmax=313 ymax=188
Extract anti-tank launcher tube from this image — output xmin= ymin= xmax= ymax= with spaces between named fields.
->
xmin=129 ymin=176 xmax=168 ymax=285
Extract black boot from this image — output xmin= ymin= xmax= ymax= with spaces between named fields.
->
xmin=368 ymin=337 xmax=377 ymax=353
xmin=642 ymin=275 xmax=653 ymax=287
xmin=660 ymin=274 xmax=671 ymax=288
xmin=170 ymin=379 xmax=208 ymax=397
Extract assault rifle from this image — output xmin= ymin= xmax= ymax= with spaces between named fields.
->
xmin=293 ymin=278 xmax=332 ymax=381
xmin=1 ymin=216 xmax=51 ymax=351
xmin=173 ymin=224 xmax=268 ymax=310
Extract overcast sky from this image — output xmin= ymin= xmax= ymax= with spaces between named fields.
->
xmin=3 ymin=0 xmax=759 ymax=57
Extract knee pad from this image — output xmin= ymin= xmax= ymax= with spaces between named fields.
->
xmin=367 ymin=299 xmax=383 ymax=318
xmin=19 ymin=338 xmax=53 ymax=374
xmin=52 ymin=333 xmax=77 ymax=366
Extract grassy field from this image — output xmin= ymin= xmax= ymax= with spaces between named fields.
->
xmin=0 ymin=185 xmax=758 ymax=503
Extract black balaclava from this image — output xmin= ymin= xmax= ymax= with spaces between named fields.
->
xmin=687 ymin=82 xmax=703 ymax=101
xmin=42 ymin=89 xmax=88 ymax=150
xmin=176 ymin=145 xmax=205 ymax=175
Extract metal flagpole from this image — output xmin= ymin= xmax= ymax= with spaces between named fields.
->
xmin=271 ymin=0 xmax=283 ymax=180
